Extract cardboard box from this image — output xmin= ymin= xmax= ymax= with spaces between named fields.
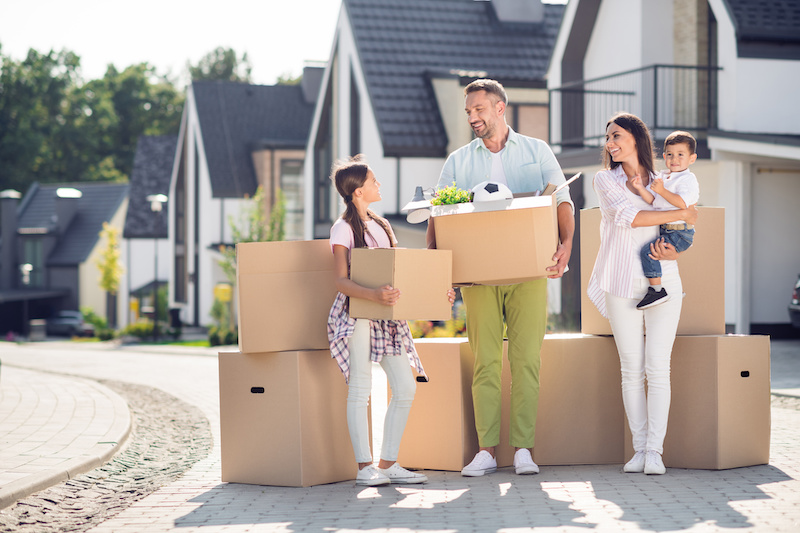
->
xmin=349 ymin=248 xmax=453 ymax=321
xmin=624 ymin=335 xmax=770 ymax=470
xmin=397 ymin=335 xmax=625 ymax=471
xmin=218 ymin=350 xmax=357 ymax=487
xmin=580 ymin=206 xmax=725 ymax=335
xmin=432 ymin=195 xmax=558 ymax=285
xmin=236 ymin=240 xmax=338 ymax=353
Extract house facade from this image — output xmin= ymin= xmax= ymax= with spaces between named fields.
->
xmin=168 ymin=74 xmax=319 ymax=328
xmin=547 ymin=0 xmax=800 ymax=335
xmin=0 ymin=182 xmax=129 ymax=334
xmin=304 ymin=0 xmax=566 ymax=246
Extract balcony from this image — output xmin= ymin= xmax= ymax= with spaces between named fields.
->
xmin=550 ymin=64 xmax=721 ymax=149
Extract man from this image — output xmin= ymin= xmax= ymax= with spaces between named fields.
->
xmin=427 ymin=79 xmax=574 ymax=476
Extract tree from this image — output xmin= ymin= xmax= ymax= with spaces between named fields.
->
xmin=276 ymin=71 xmax=302 ymax=85
xmin=187 ymin=47 xmax=252 ymax=83
xmin=0 ymin=43 xmax=184 ymax=192
xmin=96 ymin=222 xmax=123 ymax=328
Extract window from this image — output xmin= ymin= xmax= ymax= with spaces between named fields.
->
xmin=22 ymin=238 xmax=44 ymax=287
xmin=280 ymin=159 xmax=304 ymax=240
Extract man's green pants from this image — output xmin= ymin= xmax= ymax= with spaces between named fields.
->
xmin=461 ymin=279 xmax=547 ymax=449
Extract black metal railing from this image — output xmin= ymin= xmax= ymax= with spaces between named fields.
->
xmin=550 ymin=64 xmax=721 ymax=148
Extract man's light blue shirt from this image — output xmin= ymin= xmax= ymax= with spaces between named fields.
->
xmin=437 ymin=127 xmax=574 ymax=211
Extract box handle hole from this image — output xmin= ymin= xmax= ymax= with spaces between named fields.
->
xmin=741 ymin=371 xmax=750 ymax=378
xmin=251 ymin=387 xmax=265 ymax=393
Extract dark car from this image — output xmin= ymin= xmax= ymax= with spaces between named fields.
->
xmin=46 ymin=310 xmax=95 ymax=337
xmin=790 ymin=274 xmax=800 ymax=329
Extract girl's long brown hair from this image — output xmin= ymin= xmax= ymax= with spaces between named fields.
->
xmin=331 ymin=154 xmax=395 ymax=248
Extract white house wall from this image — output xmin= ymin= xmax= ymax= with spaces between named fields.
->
xmin=122 ymin=238 xmax=171 ymax=326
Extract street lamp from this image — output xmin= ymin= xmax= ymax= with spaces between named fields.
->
xmin=147 ymin=194 xmax=168 ymax=342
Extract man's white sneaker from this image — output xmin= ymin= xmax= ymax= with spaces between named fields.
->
xmin=461 ymin=450 xmax=497 ymax=477
xmin=644 ymin=450 xmax=666 ymax=475
xmin=379 ymin=463 xmax=427 ymax=484
xmin=355 ymin=465 xmax=390 ymax=486
xmin=623 ymin=450 xmax=646 ymax=473
xmin=513 ymin=449 xmax=539 ymax=475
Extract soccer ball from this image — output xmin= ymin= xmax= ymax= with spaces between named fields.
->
xmin=471 ymin=181 xmax=513 ymax=202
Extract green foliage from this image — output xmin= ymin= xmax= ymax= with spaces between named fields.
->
xmin=96 ymin=222 xmax=123 ymax=294
xmin=80 ymin=306 xmax=108 ymax=330
xmin=219 ymin=186 xmax=285 ymax=284
xmin=409 ymin=302 xmax=467 ymax=338
xmin=430 ymin=183 xmax=472 ymax=206
xmin=187 ymin=47 xmax=252 ymax=82
xmin=276 ymin=71 xmax=302 ymax=85
xmin=0 ymin=44 xmax=184 ymax=192
xmin=122 ymin=320 xmax=156 ymax=340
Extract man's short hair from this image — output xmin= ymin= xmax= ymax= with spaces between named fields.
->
xmin=664 ymin=131 xmax=697 ymax=154
xmin=465 ymin=79 xmax=508 ymax=105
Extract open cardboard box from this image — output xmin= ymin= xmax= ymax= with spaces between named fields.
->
xmin=218 ymin=350 xmax=358 ymax=487
xmin=431 ymin=195 xmax=558 ymax=285
xmin=580 ymin=206 xmax=725 ymax=335
xmin=349 ymin=248 xmax=453 ymax=321
xmin=397 ymin=335 xmax=625 ymax=471
xmin=623 ymin=335 xmax=771 ymax=470
xmin=237 ymin=240 xmax=338 ymax=353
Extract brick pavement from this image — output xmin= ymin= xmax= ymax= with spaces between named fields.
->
xmin=0 ymin=339 xmax=799 ymax=532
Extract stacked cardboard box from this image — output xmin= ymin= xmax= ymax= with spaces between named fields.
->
xmin=580 ymin=207 xmax=771 ymax=470
xmin=400 ymin=206 xmax=769 ymax=472
xmin=221 ymin=240 xmax=455 ymax=486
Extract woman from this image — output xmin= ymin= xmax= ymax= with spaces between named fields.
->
xmin=588 ymin=113 xmax=698 ymax=475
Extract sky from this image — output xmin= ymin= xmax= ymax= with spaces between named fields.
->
xmin=0 ymin=0 xmax=343 ymax=85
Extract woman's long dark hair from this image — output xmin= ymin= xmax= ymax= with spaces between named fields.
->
xmin=331 ymin=154 xmax=395 ymax=248
xmin=602 ymin=112 xmax=656 ymax=179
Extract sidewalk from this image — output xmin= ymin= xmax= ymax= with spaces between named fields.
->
xmin=0 ymin=365 xmax=131 ymax=509
xmin=0 ymin=338 xmax=798 ymax=531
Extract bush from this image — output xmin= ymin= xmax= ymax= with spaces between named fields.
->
xmin=96 ymin=328 xmax=116 ymax=341
xmin=122 ymin=320 xmax=154 ymax=340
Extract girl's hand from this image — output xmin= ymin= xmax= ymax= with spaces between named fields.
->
xmin=374 ymin=285 xmax=400 ymax=306
xmin=447 ymin=288 xmax=456 ymax=305
xmin=651 ymin=177 xmax=665 ymax=194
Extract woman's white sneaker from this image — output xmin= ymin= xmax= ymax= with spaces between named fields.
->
xmin=644 ymin=450 xmax=666 ymax=475
xmin=356 ymin=465 xmax=390 ymax=486
xmin=461 ymin=450 xmax=497 ymax=477
xmin=623 ymin=450 xmax=646 ymax=473
xmin=379 ymin=463 xmax=427 ymax=484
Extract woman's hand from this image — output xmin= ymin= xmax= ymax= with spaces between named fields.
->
xmin=649 ymin=238 xmax=680 ymax=261
xmin=682 ymin=204 xmax=699 ymax=225
xmin=447 ymin=288 xmax=456 ymax=305
xmin=374 ymin=285 xmax=400 ymax=306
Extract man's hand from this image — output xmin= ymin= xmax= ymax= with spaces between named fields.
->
xmin=546 ymin=242 xmax=571 ymax=279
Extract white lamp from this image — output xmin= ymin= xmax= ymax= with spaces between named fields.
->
xmin=401 ymin=186 xmax=433 ymax=224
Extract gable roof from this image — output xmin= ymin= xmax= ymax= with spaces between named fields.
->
xmin=124 ymin=135 xmax=177 ymax=239
xmin=17 ymin=182 xmax=129 ymax=266
xmin=191 ymin=81 xmax=315 ymax=199
xmin=722 ymin=0 xmax=800 ymax=58
xmin=343 ymin=0 xmax=565 ymax=157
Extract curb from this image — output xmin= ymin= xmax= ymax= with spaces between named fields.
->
xmin=0 ymin=373 xmax=133 ymax=510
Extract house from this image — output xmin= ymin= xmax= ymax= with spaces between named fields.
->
xmin=122 ymin=134 xmax=177 ymax=328
xmin=0 ymin=182 xmax=129 ymax=334
xmin=168 ymin=70 xmax=321 ymax=328
xmin=303 ymin=0 xmax=572 ymax=318
xmin=546 ymin=0 xmax=800 ymax=335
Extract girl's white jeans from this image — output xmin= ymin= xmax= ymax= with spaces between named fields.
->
xmin=604 ymin=274 xmax=682 ymax=455
xmin=347 ymin=319 xmax=416 ymax=463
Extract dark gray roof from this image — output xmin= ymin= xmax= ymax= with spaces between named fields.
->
xmin=124 ymin=135 xmax=176 ymax=239
xmin=18 ymin=182 xmax=129 ymax=266
xmin=191 ymin=81 xmax=315 ymax=199
xmin=343 ymin=0 xmax=565 ymax=157
xmin=723 ymin=0 xmax=800 ymax=58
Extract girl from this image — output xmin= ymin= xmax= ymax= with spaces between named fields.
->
xmin=327 ymin=155 xmax=453 ymax=486
xmin=588 ymin=114 xmax=698 ymax=475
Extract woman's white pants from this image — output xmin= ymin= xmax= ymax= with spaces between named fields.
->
xmin=347 ymin=319 xmax=416 ymax=463
xmin=605 ymin=275 xmax=682 ymax=454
